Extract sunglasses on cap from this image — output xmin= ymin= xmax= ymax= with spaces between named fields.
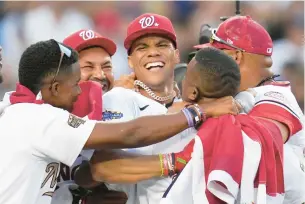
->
xmin=210 ymin=29 xmax=245 ymax=52
xmin=50 ymin=42 xmax=72 ymax=87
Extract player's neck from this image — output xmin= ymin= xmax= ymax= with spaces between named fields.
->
xmin=137 ymin=81 xmax=175 ymax=105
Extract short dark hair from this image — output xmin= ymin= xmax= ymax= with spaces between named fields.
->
xmin=194 ymin=47 xmax=240 ymax=98
xmin=19 ymin=39 xmax=78 ymax=94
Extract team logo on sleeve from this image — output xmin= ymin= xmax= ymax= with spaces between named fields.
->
xmin=67 ymin=114 xmax=86 ymax=128
xmin=264 ymin=91 xmax=288 ymax=103
xmin=102 ymin=110 xmax=123 ymax=121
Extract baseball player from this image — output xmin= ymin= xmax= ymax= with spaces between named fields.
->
xmin=49 ymin=29 xmax=127 ymax=204
xmin=194 ymin=15 xmax=305 ymax=204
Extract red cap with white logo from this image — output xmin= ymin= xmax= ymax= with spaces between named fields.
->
xmin=194 ymin=16 xmax=273 ymax=56
xmin=124 ymin=13 xmax=177 ymax=51
xmin=63 ymin=29 xmax=117 ymax=56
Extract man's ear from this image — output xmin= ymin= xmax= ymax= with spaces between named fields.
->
xmin=50 ymin=82 xmax=60 ymax=96
xmin=128 ymin=56 xmax=134 ymax=70
xmin=223 ymin=50 xmax=243 ymax=66
xmin=188 ymin=86 xmax=200 ymax=102
xmin=235 ymin=50 xmax=243 ymax=65
xmin=174 ymin=49 xmax=180 ymax=64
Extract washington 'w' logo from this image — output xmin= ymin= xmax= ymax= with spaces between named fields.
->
xmin=139 ymin=16 xmax=159 ymax=28
xmin=79 ymin=30 xmax=96 ymax=41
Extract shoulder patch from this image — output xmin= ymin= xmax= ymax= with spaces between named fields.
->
xmin=67 ymin=114 xmax=86 ymax=128
xmin=102 ymin=110 xmax=123 ymax=121
xmin=264 ymin=91 xmax=286 ymax=102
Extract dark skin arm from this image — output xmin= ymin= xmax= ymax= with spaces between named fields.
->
xmin=85 ymin=112 xmax=188 ymax=149
xmin=85 ymin=96 xmax=239 ymax=150
xmin=89 ymin=149 xmax=160 ymax=184
xmin=75 ymin=149 xmax=160 ymax=185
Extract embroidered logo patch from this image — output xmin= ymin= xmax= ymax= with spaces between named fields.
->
xmin=264 ymin=91 xmax=286 ymax=102
xmin=102 ymin=110 xmax=123 ymax=121
xmin=67 ymin=114 xmax=86 ymax=128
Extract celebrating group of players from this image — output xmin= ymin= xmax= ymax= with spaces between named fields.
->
xmin=0 ymin=12 xmax=304 ymax=204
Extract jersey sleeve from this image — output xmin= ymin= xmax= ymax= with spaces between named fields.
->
xmin=249 ymin=86 xmax=302 ymax=137
xmin=102 ymin=87 xmax=137 ymax=122
xmin=31 ymin=104 xmax=96 ymax=167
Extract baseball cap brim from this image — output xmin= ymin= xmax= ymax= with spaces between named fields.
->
xmin=193 ymin=41 xmax=233 ymax=50
xmin=124 ymin=28 xmax=176 ymax=50
xmin=75 ymin=37 xmax=117 ymax=56
xmin=194 ymin=43 xmax=213 ymax=49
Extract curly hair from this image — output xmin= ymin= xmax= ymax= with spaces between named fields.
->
xmin=18 ymin=39 xmax=78 ymax=94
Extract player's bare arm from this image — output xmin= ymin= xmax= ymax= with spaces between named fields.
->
xmin=88 ymin=138 xmax=195 ymax=184
xmin=86 ymin=111 xmax=187 ymax=149
xmin=90 ymin=149 xmax=161 ymax=183
xmin=85 ymin=95 xmax=239 ymax=149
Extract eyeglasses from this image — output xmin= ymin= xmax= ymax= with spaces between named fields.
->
xmin=210 ymin=29 xmax=245 ymax=52
xmin=50 ymin=42 xmax=72 ymax=86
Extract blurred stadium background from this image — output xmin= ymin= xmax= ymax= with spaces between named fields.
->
xmin=0 ymin=1 xmax=303 ymax=112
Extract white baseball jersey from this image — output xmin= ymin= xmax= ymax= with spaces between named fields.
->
xmin=0 ymin=103 xmax=96 ymax=204
xmin=102 ymin=87 xmax=196 ymax=204
xmin=252 ymin=84 xmax=305 ymax=204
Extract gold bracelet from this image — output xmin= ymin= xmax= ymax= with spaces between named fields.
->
xmin=159 ymin=154 xmax=164 ymax=177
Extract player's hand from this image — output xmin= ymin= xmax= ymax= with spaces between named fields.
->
xmin=167 ymin=101 xmax=190 ymax=113
xmin=113 ymin=72 xmax=136 ymax=90
xmin=72 ymin=81 xmax=103 ymax=120
xmin=198 ymin=96 xmax=241 ymax=118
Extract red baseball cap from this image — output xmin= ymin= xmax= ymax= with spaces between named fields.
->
xmin=124 ymin=13 xmax=177 ymax=51
xmin=194 ymin=16 xmax=273 ymax=56
xmin=63 ymin=29 xmax=117 ymax=56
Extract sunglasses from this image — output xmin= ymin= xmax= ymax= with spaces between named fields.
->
xmin=50 ymin=42 xmax=72 ymax=86
xmin=210 ymin=29 xmax=245 ymax=52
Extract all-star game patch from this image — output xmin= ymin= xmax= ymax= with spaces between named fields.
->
xmin=67 ymin=114 xmax=86 ymax=128
xmin=102 ymin=110 xmax=123 ymax=121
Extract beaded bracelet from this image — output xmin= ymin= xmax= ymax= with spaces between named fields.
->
xmin=182 ymin=104 xmax=206 ymax=129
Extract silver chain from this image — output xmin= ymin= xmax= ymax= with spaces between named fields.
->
xmin=134 ymin=80 xmax=176 ymax=102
